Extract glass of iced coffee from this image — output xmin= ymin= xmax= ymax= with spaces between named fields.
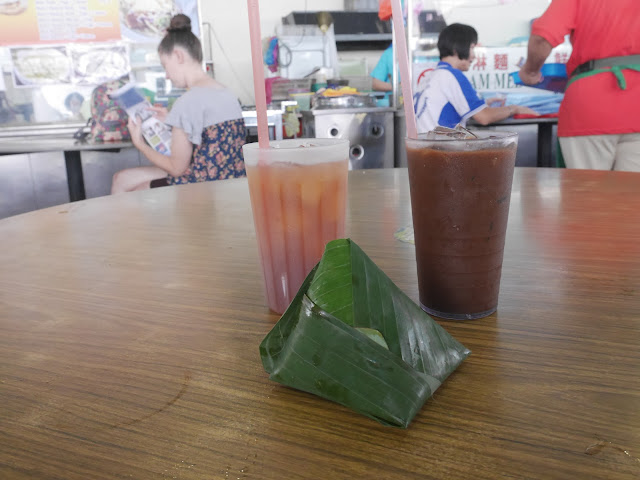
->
xmin=243 ymin=139 xmax=349 ymax=315
xmin=406 ymin=127 xmax=518 ymax=320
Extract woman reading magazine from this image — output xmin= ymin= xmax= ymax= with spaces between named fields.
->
xmin=111 ymin=14 xmax=246 ymax=194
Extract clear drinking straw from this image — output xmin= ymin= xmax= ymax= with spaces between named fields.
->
xmin=247 ymin=0 xmax=270 ymax=149
xmin=390 ymin=0 xmax=418 ymax=139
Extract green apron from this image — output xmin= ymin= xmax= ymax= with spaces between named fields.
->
xmin=557 ymin=58 xmax=640 ymax=167
xmin=567 ymin=63 xmax=640 ymax=90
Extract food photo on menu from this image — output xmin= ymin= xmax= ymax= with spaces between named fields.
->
xmin=70 ymin=44 xmax=130 ymax=85
xmin=118 ymin=0 xmax=200 ymax=40
xmin=0 ymin=0 xmax=28 ymax=16
xmin=119 ymin=0 xmax=179 ymax=38
xmin=10 ymin=46 xmax=72 ymax=87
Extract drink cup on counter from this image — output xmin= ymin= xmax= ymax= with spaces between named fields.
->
xmin=243 ymin=138 xmax=349 ymax=315
xmin=406 ymin=129 xmax=518 ymax=320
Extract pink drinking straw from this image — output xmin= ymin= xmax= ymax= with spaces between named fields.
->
xmin=390 ymin=0 xmax=418 ymax=139
xmin=247 ymin=0 xmax=270 ymax=149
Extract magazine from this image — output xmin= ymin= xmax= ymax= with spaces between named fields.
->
xmin=110 ymin=82 xmax=172 ymax=155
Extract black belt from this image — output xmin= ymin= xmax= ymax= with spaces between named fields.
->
xmin=571 ymin=54 xmax=640 ymax=77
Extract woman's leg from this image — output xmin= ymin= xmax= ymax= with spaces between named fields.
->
xmin=111 ymin=166 xmax=168 ymax=194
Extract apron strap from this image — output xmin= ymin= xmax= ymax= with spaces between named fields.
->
xmin=567 ymin=64 xmax=640 ymax=90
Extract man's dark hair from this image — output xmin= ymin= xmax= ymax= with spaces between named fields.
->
xmin=437 ymin=23 xmax=478 ymax=60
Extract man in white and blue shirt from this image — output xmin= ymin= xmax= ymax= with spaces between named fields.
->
xmin=414 ymin=24 xmax=537 ymax=133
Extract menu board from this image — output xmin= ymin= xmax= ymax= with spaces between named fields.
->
xmin=9 ymin=43 xmax=131 ymax=87
xmin=0 ymin=0 xmax=199 ymax=46
xmin=0 ymin=0 xmax=121 ymax=45
xmin=0 ymin=0 xmax=200 ymax=125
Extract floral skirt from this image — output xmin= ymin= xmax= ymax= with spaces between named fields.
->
xmin=168 ymin=118 xmax=247 ymax=185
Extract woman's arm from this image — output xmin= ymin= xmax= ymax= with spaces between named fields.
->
xmin=128 ymin=117 xmax=193 ymax=177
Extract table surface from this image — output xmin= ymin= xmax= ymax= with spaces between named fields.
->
xmin=0 ymin=135 xmax=132 ymax=154
xmin=487 ymin=116 xmax=559 ymax=126
xmin=468 ymin=116 xmax=558 ymax=129
xmin=468 ymin=116 xmax=559 ymax=168
xmin=1 ymin=168 xmax=639 ymax=480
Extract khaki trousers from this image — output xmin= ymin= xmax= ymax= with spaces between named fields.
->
xmin=559 ymin=133 xmax=640 ymax=171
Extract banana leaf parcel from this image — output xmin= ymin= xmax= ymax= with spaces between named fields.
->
xmin=260 ymin=239 xmax=470 ymax=428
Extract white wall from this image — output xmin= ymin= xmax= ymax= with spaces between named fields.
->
xmin=201 ymin=0 xmax=345 ymax=106
xmin=200 ymin=0 xmax=551 ymax=105
xmin=438 ymin=0 xmax=550 ymax=47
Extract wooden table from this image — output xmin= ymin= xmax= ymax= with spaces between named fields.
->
xmin=0 ymin=136 xmax=132 ymax=202
xmin=1 ymin=168 xmax=639 ymax=479
xmin=470 ymin=116 xmax=559 ymax=168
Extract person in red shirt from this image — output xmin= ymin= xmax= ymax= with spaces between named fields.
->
xmin=518 ymin=0 xmax=640 ymax=171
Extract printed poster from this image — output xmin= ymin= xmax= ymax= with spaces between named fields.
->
xmin=0 ymin=0 xmax=121 ymax=45
xmin=0 ymin=0 xmax=200 ymax=46
xmin=119 ymin=0 xmax=200 ymax=42
xmin=2 ymin=0 xmax=201 ymax=88
xmin=11 ymin=46 xmax=72 ymax=86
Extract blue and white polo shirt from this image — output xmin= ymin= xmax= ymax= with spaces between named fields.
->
xmin=413 ymin=61 xmax=486 ymax=133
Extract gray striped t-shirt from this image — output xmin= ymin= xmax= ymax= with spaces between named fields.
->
xmin=165 ymin=86 xmax=243 ymax=145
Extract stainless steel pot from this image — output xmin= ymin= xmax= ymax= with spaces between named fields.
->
xmin=313 ymin=94 xmax=378 ymax=110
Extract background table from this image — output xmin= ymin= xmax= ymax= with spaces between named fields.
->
xmin=470 ymin=116 xmax=559 ymax=168
xmin=1 ymin=168 xmax=639 ymax=479
xmin=0 ymin=136 xmax=132 ymax=202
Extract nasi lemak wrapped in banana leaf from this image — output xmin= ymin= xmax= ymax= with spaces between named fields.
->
xmin=260 ymin=239 xmax=470 ymax=428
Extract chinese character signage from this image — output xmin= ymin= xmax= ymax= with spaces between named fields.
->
xmin=413 ymin=44 xmax=572 ymax=95
xmin=467 ymin=45 xmax=572 ymax=94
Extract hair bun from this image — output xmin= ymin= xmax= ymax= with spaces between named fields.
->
xmin=168 ymin=13 xmax=192 ymax=33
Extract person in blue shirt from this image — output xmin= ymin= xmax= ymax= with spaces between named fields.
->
xmin=371 ymin=44 xmax=397 ymax=92
xmin=414 ymin=23 xmax=537 ymax=133
xmin=371 ymin=44 xmax=403 ymax=106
